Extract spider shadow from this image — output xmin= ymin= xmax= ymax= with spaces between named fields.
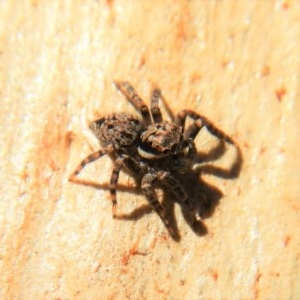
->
xmin=159 ymin=173 xmax=223 ymax=242
xmin=114 ymin=140 xmax=243 ymax=241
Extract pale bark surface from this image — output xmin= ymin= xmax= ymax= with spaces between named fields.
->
xmin=0 ymin=1 xmax=299 ymax=299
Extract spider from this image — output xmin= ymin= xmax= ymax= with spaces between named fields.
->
xmin=69 ymin=82 xmax=237 ymax=239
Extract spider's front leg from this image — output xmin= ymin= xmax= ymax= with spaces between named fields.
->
xmin=175 ymin=109 xmax=236 ymax=145
xmin=158 ymin=171 xmax=191 ymax=208
xmin=158 ymin=171 xmax=198 ymax=223
xmin=110 ymin=154 xmax=143 ymax=218
xmin=141 ymin=172 xmax=176 ymax=239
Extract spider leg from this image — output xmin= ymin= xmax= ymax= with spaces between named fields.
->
xmin=175 ymin=109 xmax=235 ymax=145
xmin=151 ymin=85 xmax=175 ymax=121
xmin=157 ymin=171 xmax=195 ymax=213
xmin=110 ymin=155 xmax=143 ymax=218
xmin=114 ymin=81 xmax=152 ymax=126
xmin=150 ymin=88 xmax=163 ymax=123
xmin=69 ymin=148 xmax=110 ymax=182
xmin=141 ymin=172 xmax=176 ymax=238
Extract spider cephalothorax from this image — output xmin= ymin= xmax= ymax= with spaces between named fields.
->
xmin=138 ymin=122 xmax=183 ymax=159
xmin=69 ymin=82 xmax=237 ymax=239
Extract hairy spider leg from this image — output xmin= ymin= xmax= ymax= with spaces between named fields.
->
xmin=158 ymin=171 xmax=196 ymax=216
xmin=69 ymin=148 xmax=112 ymax=182
xmin=141 ymin=172 xmax=176 ymax=238
xmin=175 ymin=110 xmax=235 ymax=145
xmin=154 ymin=87 xmax=176 ymax=121
xmin=110 ymin=155 xmax=143 ymax=218
xmin=150 ymin=88 xmax=163 ymax=123
xmin=114 ymin=81 xmax=152 ymax=126
xmin=183 ymin=118 xmax=205 ymax=141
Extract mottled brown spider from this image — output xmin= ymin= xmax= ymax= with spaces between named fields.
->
xmin=69 ymin=82 xmax=237 ymax=239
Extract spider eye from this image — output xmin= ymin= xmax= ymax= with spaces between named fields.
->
xmin=94 ymin=118 xmax=106 ymax=126
xmin=89 ymin=118 xmax=105 ymax=134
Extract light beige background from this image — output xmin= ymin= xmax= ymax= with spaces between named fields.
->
xmin=0 ymin=1 xmax=299 ymax=299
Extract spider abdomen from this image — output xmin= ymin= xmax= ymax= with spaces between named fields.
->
xmin=90 ymin=113 xmax=144 ymax=149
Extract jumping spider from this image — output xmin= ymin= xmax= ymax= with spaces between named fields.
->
xmin=69 ymin=82 xmax=237 ymax=239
